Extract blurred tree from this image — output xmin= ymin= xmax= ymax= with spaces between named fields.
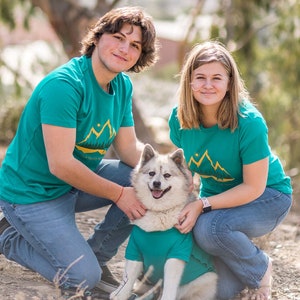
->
xmin=1 ymin=0 xmax=300 ymax=170
xmin=178 ymin=0 xmax=205 ymax=66
xmin=263 ymin=0 xmax=300 ymax=170
xmin=30 ymin=0 xmax=111 ymax=58
xmin=177 ymin=0 xmax=300 ymax=171
xmin=0 ymin=0 xmax=158 ymax=150
xmin=210 ymin=0 xmax=300 ymax=170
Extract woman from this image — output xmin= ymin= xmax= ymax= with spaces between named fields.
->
xmin=170 ymin=41 xmax=292 ymax=300
xmin=0 ymin=6 xmax=159 ymax=297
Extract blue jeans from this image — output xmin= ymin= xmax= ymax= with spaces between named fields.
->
xmin=193 ymin=187 xmax=292 ymax=300
xmin=0 ymin=159 xmax=133 ymax=290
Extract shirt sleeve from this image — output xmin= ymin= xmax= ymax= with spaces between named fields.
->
xmin=239 ymin=113 xmax=270 ymax=165
xmin=125 ymin=230 xmax=143 ymax=262
xmin=39 ymin=77 xmax=82 ymax=128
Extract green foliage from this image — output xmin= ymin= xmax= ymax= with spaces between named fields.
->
xmin=0 ymin=0 xmax=17 ymax=28
xmin=0 ymin=0 xmax=39 ymax=106
xmin=0 ymin=0 xmax=34 ymax=29
xmin=210 ymin=0 xmax=300 ymax=170
xmin=0 ymin=0 xmax=299 ymax=171
xmin=0 ymin=0 xmax=67 ymax=144
xmin=148 ymin=62 xmax=180 ymax=81
xmin=260 ymin=0 xmax=300 ymax=169
xmin=0 ymin=100 xmax=25 ymax=144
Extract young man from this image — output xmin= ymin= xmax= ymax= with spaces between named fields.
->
xmin=0 ymin=6 xmax=159 ymax=296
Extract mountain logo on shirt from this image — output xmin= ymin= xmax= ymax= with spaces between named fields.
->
xmin=188 ymin=150 xmax=234 ymax=182
xmin=75 ymin=120 xmax=116 ymax=155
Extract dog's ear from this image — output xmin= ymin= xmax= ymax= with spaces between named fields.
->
xmin=140 ymin=144 xmax=157 ymax=166
xmin=169 ymin=148 xmax=185 ymax=167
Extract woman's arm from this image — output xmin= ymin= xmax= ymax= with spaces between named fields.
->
xmin=208 ymin=157 xmax=269 ymax=209
xmin=176 ymin=157 xmax=269 ymax=233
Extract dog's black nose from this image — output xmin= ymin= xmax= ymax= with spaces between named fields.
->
xmin=153 ymin=181 xmax=161 ymax=188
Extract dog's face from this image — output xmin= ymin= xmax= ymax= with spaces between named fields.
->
xmin=131 ymin=144 xmax=191 ymax=211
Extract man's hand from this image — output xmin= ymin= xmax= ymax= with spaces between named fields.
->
xmin=116 ymin=187 xmax=147 ymax=221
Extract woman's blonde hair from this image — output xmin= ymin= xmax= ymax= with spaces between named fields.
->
xmin=80 ymin=6 xmax=159 ymax=73
xmin=177 ymin=41 xmax=249 ymax=131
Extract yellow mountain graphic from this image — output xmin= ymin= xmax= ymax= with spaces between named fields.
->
xmin=75 ymin=145 xmax=107 ymax=155
xmin=78 ymin=120 xmax=116 ymax=144
xmin=188 ymin=150 xmax=234 ymax=182
xmin=75 ymin=120 xmax=116 ymax=154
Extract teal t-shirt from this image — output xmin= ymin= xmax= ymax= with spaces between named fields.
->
xmin=125 ymin=226 xmax=215 ymax=285
xmin=0 ymin=56 xmax=134 ymax=204
xmin=169 ymin=102 xmax=292 ymax=197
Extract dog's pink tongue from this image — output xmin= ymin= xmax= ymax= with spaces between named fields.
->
xmin=152 ymin=190 xmax=163 ymax=199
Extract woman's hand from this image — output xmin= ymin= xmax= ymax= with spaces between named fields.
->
xmin=175 ymin=200 xmax=203 ymax=234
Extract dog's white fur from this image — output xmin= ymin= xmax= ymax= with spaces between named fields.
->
xmin=110 ymin=144 xmax=217 ymax=300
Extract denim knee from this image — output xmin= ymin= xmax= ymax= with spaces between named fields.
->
xmin=61 ymin=258 xmax=101 ymax=289
xmin=80 ymin=263 xmax=101 ymax=289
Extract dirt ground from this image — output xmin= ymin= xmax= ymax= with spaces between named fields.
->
xmin=1 ymin=204 xmax=300 ymax=300
xmin=0 ymin=145 xmax=300 ymax=299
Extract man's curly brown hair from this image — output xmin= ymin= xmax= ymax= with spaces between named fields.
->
xmin=80 ymin=6 xmax=159 ymax=73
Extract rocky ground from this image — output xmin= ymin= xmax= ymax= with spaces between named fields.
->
xmin=1 ymin=202 xmax=300 ymax=300
xmin=0 ymin=146 xmax=300 ymax=300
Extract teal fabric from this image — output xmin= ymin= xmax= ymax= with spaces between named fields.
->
xmin=125 ymin=226 xmax=215 ymax=285
xmin=0 ymin=56 xmax=134 ymax=204
xmin=169 ymin=102 xmax=292 ymax=197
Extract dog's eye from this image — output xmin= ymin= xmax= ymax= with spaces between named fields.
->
xmin=149 ymin=171 xmax=155 ymax=177
xmin=164 ymin=173 xmax=171 ymax=179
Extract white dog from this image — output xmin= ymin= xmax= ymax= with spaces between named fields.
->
xmin=110 ymin=144 xmax=217 ymax=300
